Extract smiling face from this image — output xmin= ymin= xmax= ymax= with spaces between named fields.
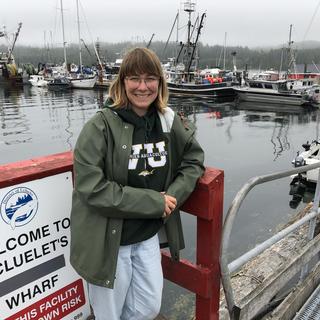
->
xmin=124 ymin=73 xmax=159 ymax=116
xmin=109 ymin=48 xmax=168 ymax=114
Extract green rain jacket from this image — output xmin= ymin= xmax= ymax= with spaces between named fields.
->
xmin=70 ymin=105 xmax=205 ymax=289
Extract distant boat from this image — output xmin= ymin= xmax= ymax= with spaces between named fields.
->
xmin=292 ymin=140 xmax=320 ymax=184
xmin=163 ymin=2 xmax=236 ymax=98
xmin=67 ymin=0 xmax=97 ymax=89
xmin=234 ymin=79 xmax=320 ymax=107
xmin=69 ymin=73 xmax=97 ymax=89
xmin=0 ymin=23 xmax=24 ymax=86
xmin=166 ymin=68 xmax=235 ymax=98
xmin=29 ymin=74 xmax=48 ymax=87
xmin=47 ymin=77 xmax=71 ymax=90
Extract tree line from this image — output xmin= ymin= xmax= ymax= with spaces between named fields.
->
xmin=2 ymin=41 xmax=320 ymax=71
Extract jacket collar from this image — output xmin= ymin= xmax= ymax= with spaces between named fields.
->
xmin=158 ymin=107 xmax=175 ymax=133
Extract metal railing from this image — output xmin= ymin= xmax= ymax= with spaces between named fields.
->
xmin=220 ymin=161 xmax=320 ymax=320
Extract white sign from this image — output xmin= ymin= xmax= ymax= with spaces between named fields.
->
xmin=0 ymin=172 xmax=91 ymax=320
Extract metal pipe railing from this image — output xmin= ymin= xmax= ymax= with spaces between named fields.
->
xmin=220 ymin=161 xmax=320 ymax=319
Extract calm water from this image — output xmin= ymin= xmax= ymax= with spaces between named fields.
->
xmin=1 ymin=85 xmax=319 ymax=318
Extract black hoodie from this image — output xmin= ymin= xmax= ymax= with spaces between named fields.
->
xmin=114 ymin=105 xmax=169 ymax=245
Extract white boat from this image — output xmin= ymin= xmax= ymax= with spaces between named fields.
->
xmin=69 ymin=73 xmax=97 ymax=89
xmin=28 ymin=74 xmax=48 ymax=87
xmin=67 ymin=0 xmax=97 ymax=89
xmin=292 ymin=140 xmax=320 ymax=183
xmin=235 ymin=79 xmax=319 ymax=106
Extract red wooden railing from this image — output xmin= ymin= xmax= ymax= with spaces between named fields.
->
xmin=0 ymin=152 xmax=224 ymax=320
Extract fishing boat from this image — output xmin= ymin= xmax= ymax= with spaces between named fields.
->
xmin=163 ymin=1 xmax=236 ymax=98
xmin=166 ymin=69 xmax=236 ymax=97
xmin=0 ymin=23 xmax=24 ymax=86
xmin=236 ymin=24 xmax=320 ymax=107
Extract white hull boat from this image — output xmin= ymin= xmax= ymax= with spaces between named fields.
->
xmin=235 ymin=87 xmax=305 ymax=106
xmin=235 ymin=79 xmax=320 ymax=107
xmin=69 ymin=74 xmax=97 ymax=89
xmin=292 ymin=140 xmax=320 ymax=183
xmin=28 ymin=75 xmax=48 ymax=87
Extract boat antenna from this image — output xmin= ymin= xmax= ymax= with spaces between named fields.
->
xmin=81 ymin=38 xmax=93 ymax=57
xmin=60 ymin=0 xmax=68 ymax=71
xmin=146 ymin=33 xmax=155 ymax=49
xmin=186 ymin=11 xmax=205 ymax=77
xmin=7 ymin=22 xmax=22 ymax=63
xmin=184 ymin=0 xmax=195 ymax=68
xmin=76 ymin=0 xmax=83 ymax=74
xmin=286 ymin=24 xmax=297 ymax=78
xmin=223 ymin=32 xmax=227 ymax=70
xmin=302 ymin=0 xmax=320 ymax=42
xmin=162 ymin=11 xmax=179 ymax=57
xmin=312 ymin=60 xmax=320 ymax=73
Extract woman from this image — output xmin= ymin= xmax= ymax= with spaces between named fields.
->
xmin=70 ymin=47 xmax=204 ymax=320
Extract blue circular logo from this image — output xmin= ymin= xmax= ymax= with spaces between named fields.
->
xmin=1 ymin=187 xmax=38 ymax=229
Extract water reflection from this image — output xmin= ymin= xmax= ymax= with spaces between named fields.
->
xmin=0 ymin=87 xmax=32 ymax=147
xmin=0 ymin=86 xmax=102 ymax=164
xmin=168 ymin=96 xmax=239 ymax=142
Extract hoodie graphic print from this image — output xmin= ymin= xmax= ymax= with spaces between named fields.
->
xmin=114 ymin=106 xmax=169 ymax=245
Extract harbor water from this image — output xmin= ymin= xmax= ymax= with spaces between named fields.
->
xmin=1 ymin=85 xmax=319 ymax=318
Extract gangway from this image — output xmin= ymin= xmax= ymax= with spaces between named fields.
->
xmin=220 ymin=161 xmax=320 ymax=319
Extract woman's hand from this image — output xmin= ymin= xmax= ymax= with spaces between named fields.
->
xmin=161 ymin=193 xmax=177 ymax=218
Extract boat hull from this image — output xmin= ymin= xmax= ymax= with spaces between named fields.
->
xmin=235 ymin=88 xmax=305 ymax=106
xmin=167 ymin=81 xmax=235 ymax=97
xmin=29 ymin=75 xmax=48 ymax=87
xmin=70 ymin=76 xmax=97 ymax=89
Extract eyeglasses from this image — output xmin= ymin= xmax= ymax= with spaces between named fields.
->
xmin=125 ymin=76 xmax=160 ymax=87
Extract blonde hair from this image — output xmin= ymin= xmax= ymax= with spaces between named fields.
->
xmin=108 ymin=47 xmax=168 ymax=113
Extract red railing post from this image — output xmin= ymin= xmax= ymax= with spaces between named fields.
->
xmin=162 ymin=167 xmax=224 ymax=319
xmin=0 ymin=154 xmax=224 ymax=320
xmin=182 ymin=168 xmax=224 ymax=319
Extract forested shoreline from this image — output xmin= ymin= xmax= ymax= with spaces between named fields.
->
xmin=2 ymin=40 xmax=320 ymax=71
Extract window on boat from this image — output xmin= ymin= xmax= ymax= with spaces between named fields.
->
xmin=264 ymin=84 xmax=273 ymax=89
xmin=250 ymin=82 xmax=263 ymax=88
xmin=279 ymin=83 xmax=288 ymax=91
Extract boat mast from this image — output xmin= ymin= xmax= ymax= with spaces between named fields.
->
xmin=7 ymin=22 xmax=22 ymax=63
xmin=162 ymin=12 xmax=178 ymax=59
xmin=60 ymin=0 xmax=67 ymax=71
xmin=76 ymin=0 xmax=83 ymax=74
xmin=223 ymin=32 xmax=227 ymax=70
xmin=287 ymin=24 xmax=297 ymax=78
xmin=184 ymin=0 xmax=195 ymax=80
xmin=186 ymin=12 xmax=205 ymax=77
xmin=146 ymin=33 xmax=155 ymax=49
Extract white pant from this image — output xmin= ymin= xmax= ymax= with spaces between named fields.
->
xmin=88 ymin=234 xmax=163 ymax=320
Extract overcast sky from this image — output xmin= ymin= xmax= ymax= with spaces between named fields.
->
xmin=1 ymin=0 xmax=320 ymax=49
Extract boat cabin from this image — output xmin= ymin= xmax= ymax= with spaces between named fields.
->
xmin=246 ymin=79 xmax=289 ymax=91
